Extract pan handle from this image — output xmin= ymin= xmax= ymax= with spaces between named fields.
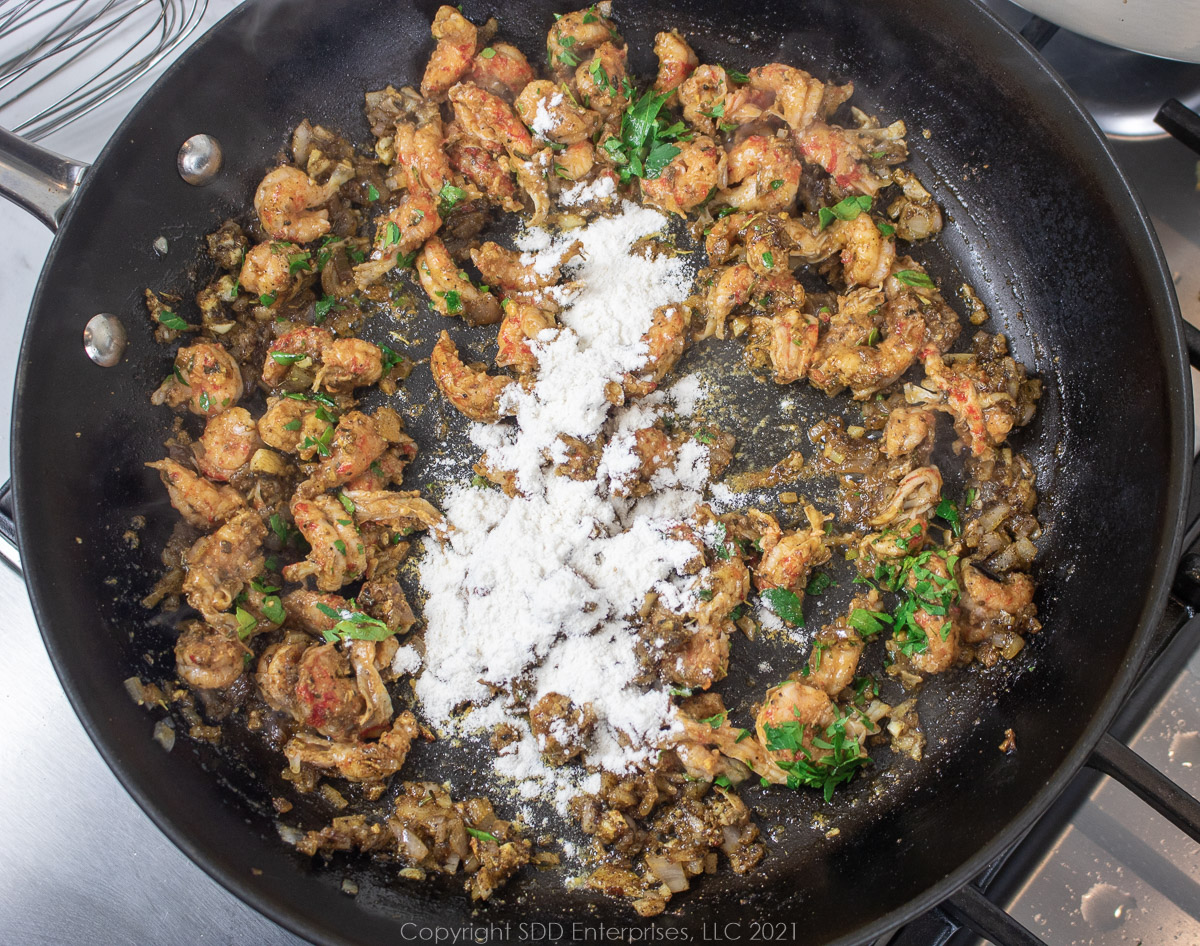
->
xmin=0 ymin=126 xmax=87 ymax=572
xmin=0 ymin=126 xmax=88 ymax=232
xmin=1156 ymin=99 xmax=1200 ymax=156
xmin=0 ymin=481 xmax=19 ymax=574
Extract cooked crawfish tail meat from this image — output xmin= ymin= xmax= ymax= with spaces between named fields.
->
xmin=138 ymin=1 xmax=1042 ymax=915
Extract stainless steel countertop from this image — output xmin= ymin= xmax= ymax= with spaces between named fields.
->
xmin=0 ymin=557 xmax=305 ymax=944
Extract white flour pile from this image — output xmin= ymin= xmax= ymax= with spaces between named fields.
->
xmin=415 ymin=203 xmax=716 ymax=811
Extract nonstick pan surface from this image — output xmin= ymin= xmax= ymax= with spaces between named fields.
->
xmin=9 ymin=0 xmax=1191 ymax=943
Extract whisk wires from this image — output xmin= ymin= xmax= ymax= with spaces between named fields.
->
xmin=0 ymin=0 xmax=208 ymax=140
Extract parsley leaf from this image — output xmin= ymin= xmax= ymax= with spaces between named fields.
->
xmin=848 ymin=608 xmax=891 ymax=637
xmin=261 ymin=596 xmax=286 ymax=625
xmin=883 ymin=548 xmax=962 ymax=655
xmin=818 ymin=194 xmax=872 ymax=230
xmin=158 ymin=310 xmax=188 ymax=331
xmin=934 ymin=497 xmax=962 ymax=536
xmin=438 ymin=182 xmax=467 ymax=215
xmin=299 ymin=422 xmax=334 ymax=458
xmin=762 ymin=587 xmax=804 ymax=626
xmin=893 ymin=269 xmax=935 ymax=288
xmin=441 ymin=290 xmax=462 ymax=315
xmin=380 ymin=344 xmax=405 ymax=373
xmin=466 ymin=826 xmax=498 ymax=843
xmin=315 ymin=602 xmax=394 ymax=643
xmin=235 ymin=607 xmax=257 ymax=639
xmin=314 ymin=296 xmax=343 ymax=324
xmin=772 ymin=706 xmax=868 ymax=801
xmin=605 ymin=88 xmax=688 ymax=184
xmin=805 ymin=572 xmax=834 ymax=596
xmin=643 ymin=140 xmax=681 ymax=179
xmin=283 ymin=390 xmax=339 ymax=411
xmin=588 ymin=57 xmax=611 ymax=93
xmin=763 ymin=720 xmax=805 ymax=753
xmin=287 ymin=250 xmax=311 ymax=274
xmin=269 ymin=513 xmax=292 ymax=544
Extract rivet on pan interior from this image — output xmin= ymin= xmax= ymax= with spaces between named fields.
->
xmin=84 ymin=314 xmax=127 ymax=367
xmin=177 ymin=134 xmax=223 ymax=186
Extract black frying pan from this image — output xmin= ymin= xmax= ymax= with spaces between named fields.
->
xmin=0 ymin=0 xmax=1192 ymax=943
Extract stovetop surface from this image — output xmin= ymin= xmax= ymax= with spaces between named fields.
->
xmin=1 ymin=1 xmax=1198 ymax=944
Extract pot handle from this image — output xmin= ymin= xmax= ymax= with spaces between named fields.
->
xmin=0 ymin=127 xmax=88 ymax=574
xmin=1157 ymin=99 xmax=1200 ymax=155
xmin=0 ymin=126 xmax=89 ymax=232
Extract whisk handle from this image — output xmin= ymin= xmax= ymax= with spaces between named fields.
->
xmin=0 ymin=127 xmax=88 ymax=231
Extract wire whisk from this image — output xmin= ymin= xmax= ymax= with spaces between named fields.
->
xmin=0 ymin=0 xmax=208 ymax=141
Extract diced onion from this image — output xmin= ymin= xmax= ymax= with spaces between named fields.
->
xmin=291 ymin=121 xmax=313 ymax=165
xmin=399 ymin=828 xmax=429 ymax=862
xmin=153 ymin=719 xmax=175 ymax=752
xmin=988 ymin=536 xmax=1037 ymax=573
xmin=250 ymin=448 xmax=289 ymax=476
xmin=978 ymin=502 xmax=1012 ymax=535
xmin=124 ymin=676 xmax=145 ymax=704
xmin=997 ymin=632 xmax=1025 ymax=660
xmin=645 ymin=854 xmax=689 ymax=893
xmin=720 ymin=826 xmax=748 ymax=858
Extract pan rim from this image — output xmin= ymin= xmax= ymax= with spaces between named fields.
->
xmin=10 ymin=0 xmax=1194 ymax=942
